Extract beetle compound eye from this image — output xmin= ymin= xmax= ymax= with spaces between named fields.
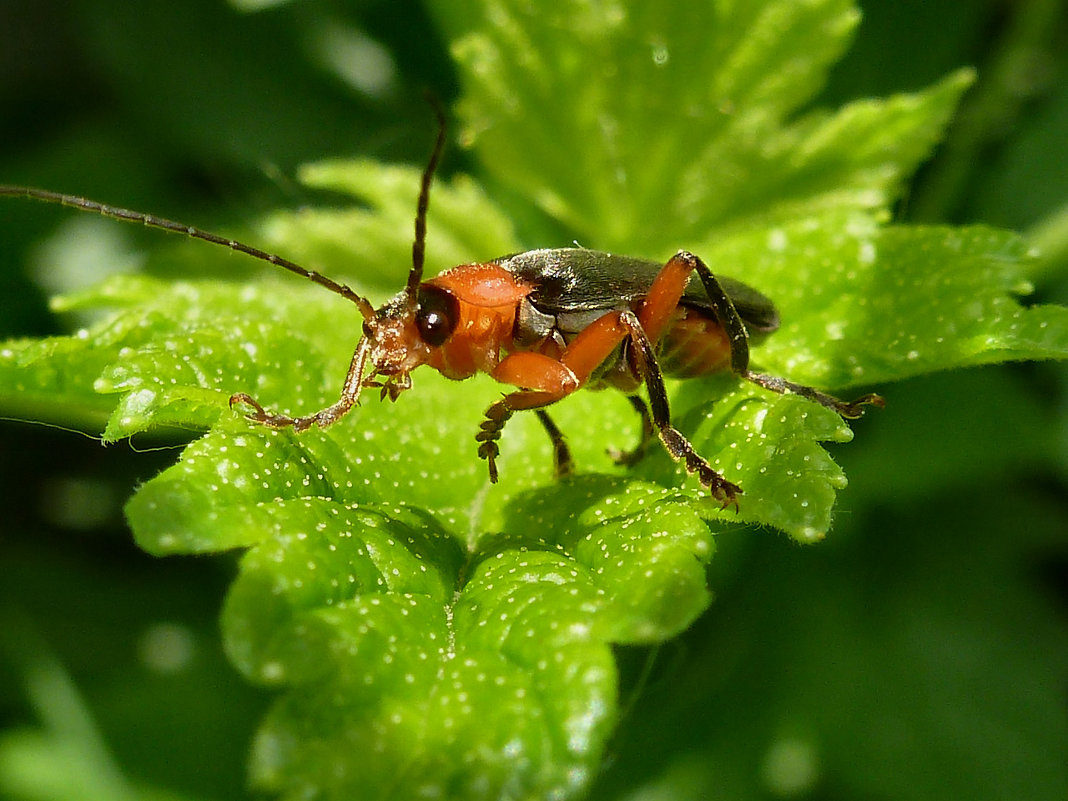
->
xmin=415 ymin=285 xmax=458 ymax=346
xmin=418 ymin=309 xmax=452 ymax=345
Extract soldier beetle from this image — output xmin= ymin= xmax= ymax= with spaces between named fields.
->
xmin=1 ymin=106 xmax=882 ymax=508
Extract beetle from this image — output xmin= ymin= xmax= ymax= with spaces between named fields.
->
xmin=0 ymin=107 xmax=882 ymax=508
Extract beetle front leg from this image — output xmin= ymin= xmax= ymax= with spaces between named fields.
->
xmin=479 ymin=352 xmax=581 ymax=482
xmin=475 ymin=399 xmax=512 ymax=483
xmin=480 ymin=311 xmax=636 ymax=483
xmin=476 ymin=388 xmax=568 ymax=482
xmin=229 ymin=338 xmax=373 ymax=431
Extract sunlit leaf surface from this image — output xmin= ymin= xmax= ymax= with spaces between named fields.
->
xmin=2 ymin=1 xmax=1066 ymax=799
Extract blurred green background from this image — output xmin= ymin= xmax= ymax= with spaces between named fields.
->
xmin=0 ymin=1 xmax=1065 ymax=799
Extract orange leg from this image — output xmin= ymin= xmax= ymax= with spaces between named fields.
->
xmin=651 ymin=251 xmax=883 ymax=417
xmin=638 ymin=251 xmax=708 ymax=344
xmin=642 ymin=250 xmax=750 ymax=372
xmin=478 ymin=318 xmax=623 ymax=481
xmin=479 ymin=307 xmax=742 ymax=507
xmin=477 ymin=250 xmax=880 ymax=498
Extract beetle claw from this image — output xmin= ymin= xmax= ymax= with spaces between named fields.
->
xmin=745 ymin=371 xmax=886 ymax=421
xmin=229 ymin=392 xmax=302 ymax=429
xmin=606 ymin=444 xmax=646 ymax=467
xmin=700 ymin=468 xmax=742 ymax=512
xmin=476 ymin=400 xmax=516 ymax=483
xmin=655 ymin=426 xmax=742 ymax=511
xmin=477 ymin=441 xmax=500 ymax=483
xmin=228 ymin=392 xmax=264 ymax=418
xmin=714 ymin=482 xmax=742 ymax=513
xmin=229 ymin=392 xmax=293 ymax=427
xmin=834 ymin=392 xmax=886 ymax=419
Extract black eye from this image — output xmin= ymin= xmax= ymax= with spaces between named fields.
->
xmin=415 ymin=286 xmax=458 ymax=347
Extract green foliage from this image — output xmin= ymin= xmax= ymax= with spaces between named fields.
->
xmin=439 ymin=0 xmax=963 ymax=247
xmin=1 ymin=1 xmax=1067 ymax=800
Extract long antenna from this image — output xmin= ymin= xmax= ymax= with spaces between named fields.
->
xmin=406 ymin=96 xmax=448 ymax=308
xmin=0 ymin=185 xmax=378 ymax=320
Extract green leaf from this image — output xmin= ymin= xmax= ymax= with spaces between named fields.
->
xmin=438 ymin=0 xmax=972 ymax=250
xmin=2 ymin=1 xmax=1067 ymax=800
xmin=127 ymin=442 xmax=715 ymax=798
xmin=258 ymin=160 xmax=524 ymax=291
xmin=590 ymin=491 xmax=1068 ymax=801
xmin=697 ymin=215 xmax=1068 ymax=388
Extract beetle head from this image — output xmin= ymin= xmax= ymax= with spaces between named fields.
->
xmin=351 ymin=281 xmax=459 ymax=401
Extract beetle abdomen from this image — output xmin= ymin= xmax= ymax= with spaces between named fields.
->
xmin=658 ymin=306 xmax=733 ymax=378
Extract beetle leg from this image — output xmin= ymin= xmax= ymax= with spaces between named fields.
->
xmin=479 ymin=310 xmax=640 ymax=482
xmin=535 ymin=409 xmax=573 ymax=477
xmin=680 ymin=251 xmax=885 ymax=417
xmin=483 ymin=309 xmax=739 ymax=504
xmin=637 ymin=251 xmax=698 ymax=343
xmin=620 ymin=310 xmax=741 ymax=509
xmin=476 ymin=388 xmax=567 ymax=483
xmin=482 ymin=309 xmax=661 ymax=480
xmin=640 ymin=250 xmax=751 ymax=372
xmin=681 ymin=251 xmax=752 ymax=372
xmin=478 ymin=352 xmax=582 ymax=482
xmin=607 ymin=395 xmax=654 ymax=467
xmin=230 ymin=339 xmax=373 ymax=431
xmin=742 ymin=372 xmax=885 ymax=418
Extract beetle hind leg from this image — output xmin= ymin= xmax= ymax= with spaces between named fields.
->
xmin=743 ymin=372 xmax=885 ymax=419
xmin=681 ymin=251 xmax=884 ymax=420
